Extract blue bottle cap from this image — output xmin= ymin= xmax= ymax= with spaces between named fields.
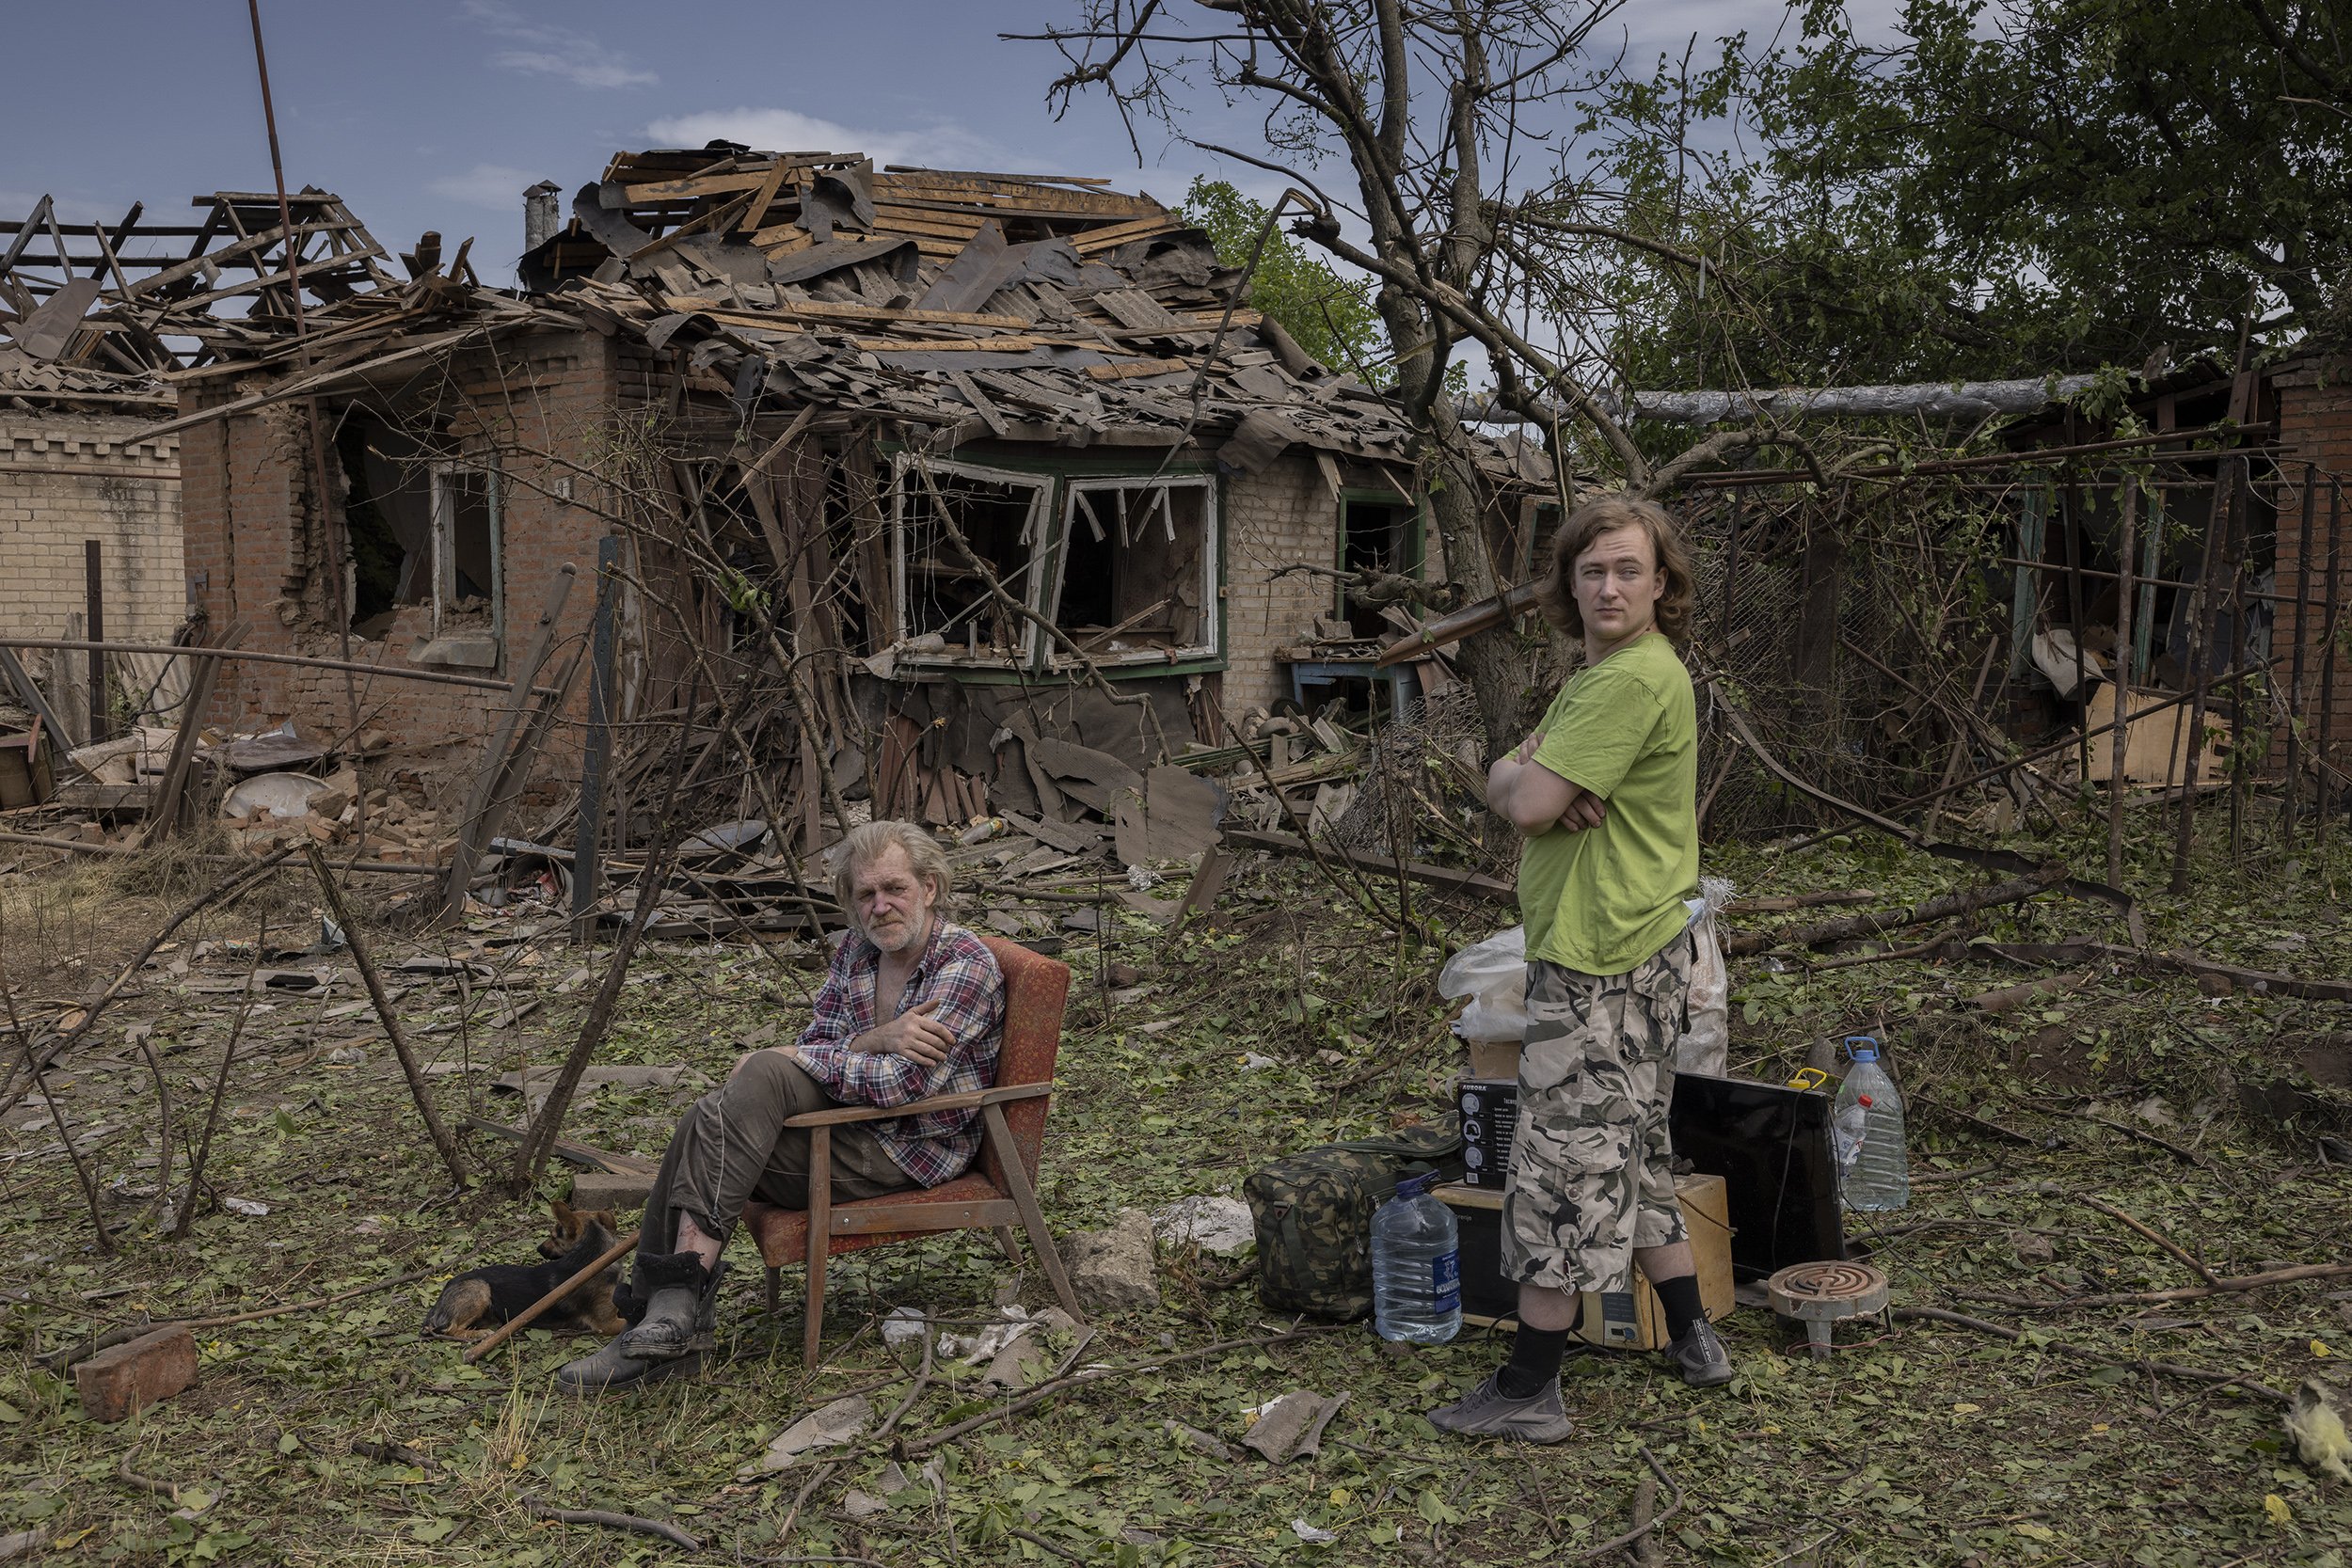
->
xmin=1844 ymin=1035 xmax=1879 ymax=1062
xmin=1395 ymin=1172 xmax=1431 ymax=1199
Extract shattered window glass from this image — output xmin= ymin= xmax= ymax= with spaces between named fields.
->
xmin=891 ymin=458 xmax=1049 ymax=666
xmin=1050 ymin=476 xmax=1218 ymax=666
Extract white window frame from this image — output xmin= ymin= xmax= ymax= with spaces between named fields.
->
xmin=1046 ymin=474 xmax=1221 ymax=668
xmin=889 ymin=454 xmax=1052 ymax=668
xmin=427 ymin=461 xmax=502 ymax=641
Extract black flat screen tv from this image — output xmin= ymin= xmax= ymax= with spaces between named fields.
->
xmin=1668 ymin=1071 xmax=1847 ymax=1279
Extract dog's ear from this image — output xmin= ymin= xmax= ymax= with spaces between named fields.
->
xmin=584 ymin=1208 xmax=618 ymax=1232
xmin=550 ymin=1199 xmax=578 ymax=1230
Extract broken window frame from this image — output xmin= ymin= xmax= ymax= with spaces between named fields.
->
xmin=888 ymin=454 xmax=1053 ymax=669
xmin=1337 ymin=488 xmax=1426 ymax=638
xmin=1044 ymin=472 xmax=1221 ymax=670
xmin=427 ymin=460 xmax=503 ymax=644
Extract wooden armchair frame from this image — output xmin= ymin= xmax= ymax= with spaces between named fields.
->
xmin=743 ymin=936 xmax=1084 ymax=1366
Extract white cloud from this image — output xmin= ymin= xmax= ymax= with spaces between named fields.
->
xmin=462 ymin=1 xmax=655 ymax=89
xmin=427 ymin=163 xmax=547 ymax=212
xmin=642 ymin=107 xmax=1003 ymax=172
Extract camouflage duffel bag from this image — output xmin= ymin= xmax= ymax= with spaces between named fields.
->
xmin=1243 ymin=1120 xmax=1464 ymax=1320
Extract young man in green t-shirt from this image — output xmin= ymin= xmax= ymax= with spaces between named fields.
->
xmin=1431 ymin=497 xmax=1731 ymax=1444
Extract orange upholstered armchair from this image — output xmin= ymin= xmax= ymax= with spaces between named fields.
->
xmin=742 ymin=935 xmax=1084 ymax=1366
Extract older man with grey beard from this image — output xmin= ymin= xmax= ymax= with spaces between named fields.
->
xmin=557 ymin=819 xmax=1006 ymax=1393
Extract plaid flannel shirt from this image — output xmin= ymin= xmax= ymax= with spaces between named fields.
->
xmin=793 ymin=919 xmax=1005 ymax=1187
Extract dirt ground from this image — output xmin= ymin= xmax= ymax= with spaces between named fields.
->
xmin=2 ymin=827 xmax=2350 ymax=1566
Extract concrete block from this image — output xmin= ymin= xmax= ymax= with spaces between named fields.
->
xmin=75 ymin=1326 xmax=198 ymax=1422
xmin=569 ymin=1169 xmax=655 ymax=1212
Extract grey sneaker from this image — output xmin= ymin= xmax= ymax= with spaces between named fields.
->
xmin=1667 ymin=1318 xmax=1734 ymax=1387
xmin=1426 ymin=1373 xmax=1573 ymax=1444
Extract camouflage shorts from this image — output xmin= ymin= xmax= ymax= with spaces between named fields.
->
xmin=1501 ymin=929 xmax=1694 ymax=1294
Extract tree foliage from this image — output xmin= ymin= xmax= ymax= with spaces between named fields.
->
xmin=1181 ymin=178 xmax=1389 ymax=385
xmin=1600 ymin=0 xmax=2352 ymax=390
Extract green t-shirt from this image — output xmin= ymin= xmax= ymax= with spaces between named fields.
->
xmin=1518 ymin=632 xmax=1698 ymax=974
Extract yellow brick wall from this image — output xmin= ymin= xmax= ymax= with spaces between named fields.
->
xmin=0 ymin=412 xmax=183 ymax=647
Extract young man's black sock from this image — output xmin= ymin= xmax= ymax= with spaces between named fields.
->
xmin=1496 ymin=1300 xmax=1582 ymax=1398
xmin=1653 ymin=1275 xmax=1704 ymax=1341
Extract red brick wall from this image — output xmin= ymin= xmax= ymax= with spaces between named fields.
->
xmin=179 ymin=328 xmax=627 ymax=803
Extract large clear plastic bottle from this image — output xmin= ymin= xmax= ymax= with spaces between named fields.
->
xmin=1831 ymin=1095 xmax=1871 ymax=1181
xmin=1371 ymin=1172 xmax=1462 ymax=1344
xmin=1836 ymin=1036 xmax=1909 ymax=1211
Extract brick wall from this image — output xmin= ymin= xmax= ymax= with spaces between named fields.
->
xmin=1222 ymin=452 xmax=1342 ymax=714
xmin=2271 ymin=354 xmax=2352 ymax=767
xmin=0 ymin=411 xmax=183 ymax=647
xmin=179 ymin=328 xmax=625 ymax=802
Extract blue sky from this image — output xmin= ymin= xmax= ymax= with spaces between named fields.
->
xmin=0 ymin=1 xmax=1863 ymax=287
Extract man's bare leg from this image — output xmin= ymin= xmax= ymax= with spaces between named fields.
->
xmin=674 ymin=1212 xmax=723 ymax=1271
xmin=1634 ymin=1238 xmax=1694 ymax=1284
xmin=1517 ymin=1280 xmax=1581 ymax=1332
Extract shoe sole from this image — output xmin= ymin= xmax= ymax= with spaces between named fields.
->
xmin=557 ymin=1351 xmax=703 ymax=1396
xmin=1429 ymin=1409 xmax=1574 ymax=1444
xmin=1680 ymin=1365 xmax=1734 ymax=1388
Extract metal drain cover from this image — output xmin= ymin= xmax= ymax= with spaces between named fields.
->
xmin=1767 ymin=1261 xmax=1891 ymax=1355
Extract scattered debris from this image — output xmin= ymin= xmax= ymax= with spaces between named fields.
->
xmin=1151 ymin=1195 xmax=1255 ymax=1257
xmin=1060 ymin=1209 xmax=1160 ymax=1311
xmin=747 ymin=1395 xmax=874 ymax=1474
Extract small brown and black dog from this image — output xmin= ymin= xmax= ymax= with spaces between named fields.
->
xmin=423 ymin=1201 xmax=628 ymax=1340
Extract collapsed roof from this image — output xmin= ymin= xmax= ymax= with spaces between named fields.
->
xmin=508 ymin=144 xmax=1425 ymax=467
xmin=0 ymin=190 xmax=398 ymax=412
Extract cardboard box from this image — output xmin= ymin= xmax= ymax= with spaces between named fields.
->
xmin=1456 ymin=1076 xmax=1518 ymax=1187
xmin=1438 ymin=1172 xmax=1735 ymax=1350
xmin=1466 ymin=1037 xmax=1520 ymax=1081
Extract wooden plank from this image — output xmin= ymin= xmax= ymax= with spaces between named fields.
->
xmin=851 ymin=334 xmax=1049 ymax=352
xmin=827 ymin=1199 xmax=1020 ymax=1234
xmin=1085 ymin=357 xmax=1191 ymax=381
xmin=664 ymin=295 xmax=1028 ymax=329
xmin=1224 ymin=828 xmax=1517 ymax=903
xmin=1070 ymin=215 xmax=1186 ymax=255
xmin=615 ymin=169 xmax=782 ymax=202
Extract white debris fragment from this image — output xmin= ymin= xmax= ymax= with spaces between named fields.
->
xmin=746 ymin=1395 xmax=873 ymax=1474
xmin=1152 ymin=1195 xmax=1256 ymax=1257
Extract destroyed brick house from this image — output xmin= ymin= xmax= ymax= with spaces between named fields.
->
xmin=0 ymin=198 xmax=188 ymax=753
xmin=124 ymin=144 xmax=1546 ymax=847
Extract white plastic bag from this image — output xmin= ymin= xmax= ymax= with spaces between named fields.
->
xmin=1439 ymin=926 xmax=1529 ymax=1044
xmin=1674 ymin=877 xmax=1734 ymax=1076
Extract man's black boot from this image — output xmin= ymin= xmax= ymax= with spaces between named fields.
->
xmin=553 ymin=1335 xmax=701 ymax=1396
xmin=616 ymin=1251 xmax=727 ymax=1361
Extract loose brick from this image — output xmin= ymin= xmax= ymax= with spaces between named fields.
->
xmin=74 ymin=1325 xmax=198 ymax=1422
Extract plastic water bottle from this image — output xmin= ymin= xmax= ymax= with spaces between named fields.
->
xmin=1831 ymin=1096 xmax=1871 ymax=1181
xmin=1836 ymin=1037 xmax=1909 ymax=1211
xmin=1372 ymin=1173 xmax=1461 ymax=1344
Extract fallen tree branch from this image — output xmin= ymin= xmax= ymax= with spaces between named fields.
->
xmin=304 ymin=844 xmax=469 ymax=1187
xmin=0 ymin=847 xmax=296 ymax=1123
xmin=1802 ymin=927 xmax=1962 ymax=974
xmin=2073 ymin=1194 xmax=2219 ymax=1286
xmin=1893 ymin=1306 xmax=2289 ymax=1405
xmin=1958 ymin=1260 xmax=2352 ymax=1310
xmin=1979 ymin=940 xmax=2352 ymax=1004
xmin=527 ymin=1498 xmax=699 ymax=1552
xmin=899 ymin=1325 xmax=1334 ymax=1455
xmin=39 ymin=1269 xmax=430 ymax=1368
xmin=513 ymin=687 xmax=695 ymax=1190
xmin=1724 ymin=867 xmax=2066 ymax=957
xmin=1571 ymin=1446 xmax=1682 ymax=1561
